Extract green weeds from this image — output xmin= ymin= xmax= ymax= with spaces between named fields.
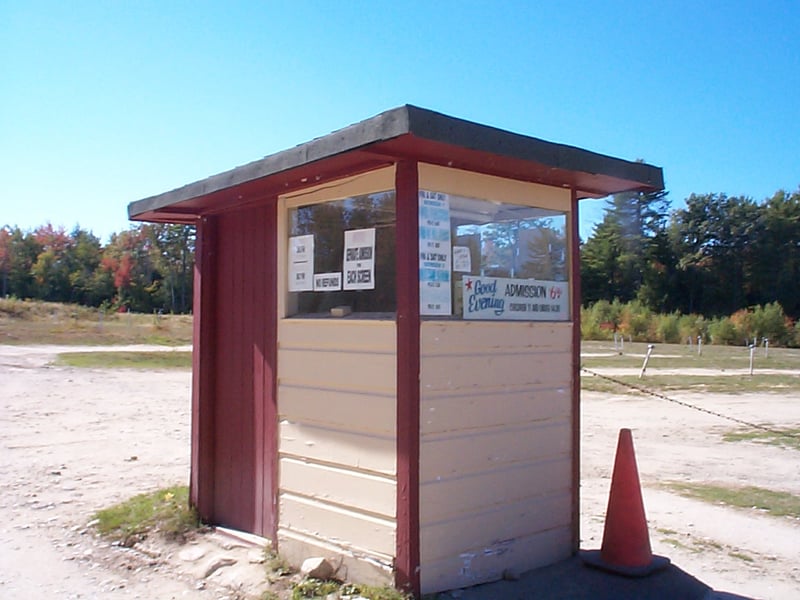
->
xmin=723 ymin=427 xmax=800 ymax=451
xmin=55 ymin=350 xmax=192 ymax=369
xmin=93 ymin=485 xmax=201 ymax=546
xmin=665 ymin=481 xmax=800 ymax=519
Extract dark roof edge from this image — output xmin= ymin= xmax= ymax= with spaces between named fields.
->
xmin=403 ymin=105 xmax=664 ymax=190
xmin=129 ymin=105 xmax=663 ymax=219
xmin=128 ymin=106 xmax=414 ymax=219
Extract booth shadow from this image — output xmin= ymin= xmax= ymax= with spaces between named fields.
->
xmin=447 ymin=555 xmax=756 ymax=600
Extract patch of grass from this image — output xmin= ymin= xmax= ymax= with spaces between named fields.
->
xmin=582 ymin=340 xmax=800 ymax=371
xmin=661 ymin=537 xmax=692 ymax=551
xmin=55 ymin=350 xmax=192 ymax=369
xmin=665 ymin=481 xmax=800 ymax=519
xmin=93 ymin=485 xmax=201 ymax=546
xmin=264 ymin=548 xmax=294 ymax=580
xmin=0 ymin=298 xmax=192 ymax=345
xmin=341 ymin=583 xmax=412 ymax=600
xmin=289 ymin=579 xmax=411 ymax=600
xmin=291 ymin=579 xmax=341 ymax=599
xmin=580 ymin=372 xmax=642 ymax=394
xmin=723 ymin=427 xmax=800 ymax=451
xmin=582 ymin=372 xmax=800 ymax=394
xmin=729 ymin=551 xmax=755 ymax=562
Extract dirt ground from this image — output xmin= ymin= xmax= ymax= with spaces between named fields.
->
xmin=1 ymin=345 xmax=798 ymax=599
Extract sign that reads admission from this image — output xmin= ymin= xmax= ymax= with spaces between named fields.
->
xmin=462 ymin=276 xmax=569 ymax=321
xmin=343 ymin=228 xmax=376 ymax=290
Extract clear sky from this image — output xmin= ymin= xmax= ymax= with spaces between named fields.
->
xmin=2 ymin=1 xmax=798 ymax=242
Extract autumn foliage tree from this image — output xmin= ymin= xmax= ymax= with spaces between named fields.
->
xmin=0 ymin=223 xmax=195 ymax=313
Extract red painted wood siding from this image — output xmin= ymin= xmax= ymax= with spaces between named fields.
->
xmin=204 ymin=202 xmax=277 ymax=539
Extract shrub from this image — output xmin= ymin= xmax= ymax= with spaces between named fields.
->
xmin=751 ymin=302 xmax=790 ymax=345
xmin=678 ymin=314 xmax=707 ymax=343
xmin=729 ymin=309 xmax=755 ymax=344
xmin=580 ymin=305 xmax=604 ymax=340
xmin=708 ymin=317 xmax=740 ymax=345
xmin=655 ymin=312 xmax=681 ymax=344
xmin=618 ymin=300 xmax=652 ymax=341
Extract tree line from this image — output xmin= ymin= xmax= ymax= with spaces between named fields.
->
xmin=581 ymin=186 xmax=800 ymax=320
xmin=3 ymin=185 xmax=798 ymax=320
xmin=0 ymin=223 xmax=195 ymax=313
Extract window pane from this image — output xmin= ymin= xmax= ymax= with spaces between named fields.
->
xmin=287 ymin=191 xmax=396 ymax=317
xmin=428 ymin=192 xmax=570 ymax=321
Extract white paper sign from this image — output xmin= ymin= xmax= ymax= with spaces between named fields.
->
xmin=452 ymin=246 xmax=472 ymax=273
xmin=462 ymin=276 xmax=569 ymax=321
xmin=288 ymin=234 xmax=314 ymax=292
xmin=419 ymin=191 xmax=452 ymax=315
xmin=313 ymin=272 xmax=342 ymax=291
xmin=343 ymin=228 xmax=376 ymax=290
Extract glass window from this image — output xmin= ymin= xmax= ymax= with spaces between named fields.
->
xmin=420 ymin=191 xmax=570 ymax=321
xmin=287 ymin=191 xmax=396 ymax=317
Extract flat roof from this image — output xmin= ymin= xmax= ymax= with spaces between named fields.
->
xmin=129 ymin=105 xmax=664 ymax=223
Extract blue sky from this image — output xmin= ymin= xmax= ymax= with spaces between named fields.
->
xmin=2 ymin=1 xmax=798 ymax=241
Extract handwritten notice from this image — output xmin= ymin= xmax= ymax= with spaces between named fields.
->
xmin=419 ymin=191 xmax=452 ymax=315
xmin=343 ymin=228 xmax=376 ymax=290
xmin=313 ymin=272 xmax=342 ymax=291
xmin=452 ymin=246 xmax=472 ymax=273
xmin=462 ymin=276 xmax=569 ymax=321
xmin=288 ymin=234 xmax=314 ymax=292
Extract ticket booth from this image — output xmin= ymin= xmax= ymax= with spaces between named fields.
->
xmin=128 ymin=105 xmax=663 ymax=596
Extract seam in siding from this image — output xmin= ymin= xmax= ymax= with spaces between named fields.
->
xmin=278 ymin=489 xmax=396 ymax=522
xmin=279 ymin=454 xmax=398 ymax=481
xmin=420 ymin=415 xmax=570 ymax=443
xmin=418 ymin=454 xmax=570 ymax=486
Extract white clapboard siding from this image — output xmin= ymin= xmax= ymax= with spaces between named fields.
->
xmin=420 ymin=386 xmax=569 ymax=436
xmin=279 ymin=421 xmax=396 ymax=476
xmin=279 ymin=492 xmax=396 ymax=556
xmin=420 ymin=526 xmax=572 ymax=594
xmin=419 ymin=455 xmax=571 ymax=524
xmin=419 ymin=320 xmax=574 ymax=593
xmin=281 ymin=457 xmax=396 ymax=517
xmin=280 ymin=386 xmax=395 ymax=436
xmin=277 ymin=320 xmax=397 ymax=577
xmin=420 ymin=489 xmax=572 ymax=562
xmin=420 ymin=418 xmax=571 ymax=481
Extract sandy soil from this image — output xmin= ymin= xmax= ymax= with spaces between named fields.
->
xmin=1 ymin=345 xmax=798 ymax=599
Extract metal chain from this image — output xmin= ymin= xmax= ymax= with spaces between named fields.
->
xmin=581 ymin=366 xmax=800 ymax=441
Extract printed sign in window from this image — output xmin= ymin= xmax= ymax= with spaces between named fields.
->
xmin=288 ymin=234 xmax=314 ymax=292
xmin=452 ymin=246 xmax=472 ymax=273
xmin=343 ymin=228 xmax=376 ymax=290
xmin=462 ymin=276 xmax=569 ymax=321
xmin=419 ymin=191 xmax=452 ymax=315
xmin=313 ymin=272 xmax=342 ymax=291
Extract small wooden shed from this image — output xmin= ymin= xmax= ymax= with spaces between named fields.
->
xmin=128 ymin=106 xmax=663 ymax=596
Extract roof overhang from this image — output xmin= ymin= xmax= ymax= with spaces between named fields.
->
xmin=128 ymin=105 xmax=664 ymax=223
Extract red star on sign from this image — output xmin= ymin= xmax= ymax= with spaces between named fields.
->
xmin=465 ymin=279 xmax=473 ymax=290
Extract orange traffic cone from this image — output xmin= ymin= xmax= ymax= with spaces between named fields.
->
xmin=581 ymin=428 xmax=670 ymax=577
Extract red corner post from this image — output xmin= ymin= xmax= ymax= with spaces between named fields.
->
xmin=570 ymin=189 xmax=582 ymax=552
xmin=190 ymin=215 xmax=217 ymax=523
xmin=394 ymin=161 xmax=421 ymax=597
